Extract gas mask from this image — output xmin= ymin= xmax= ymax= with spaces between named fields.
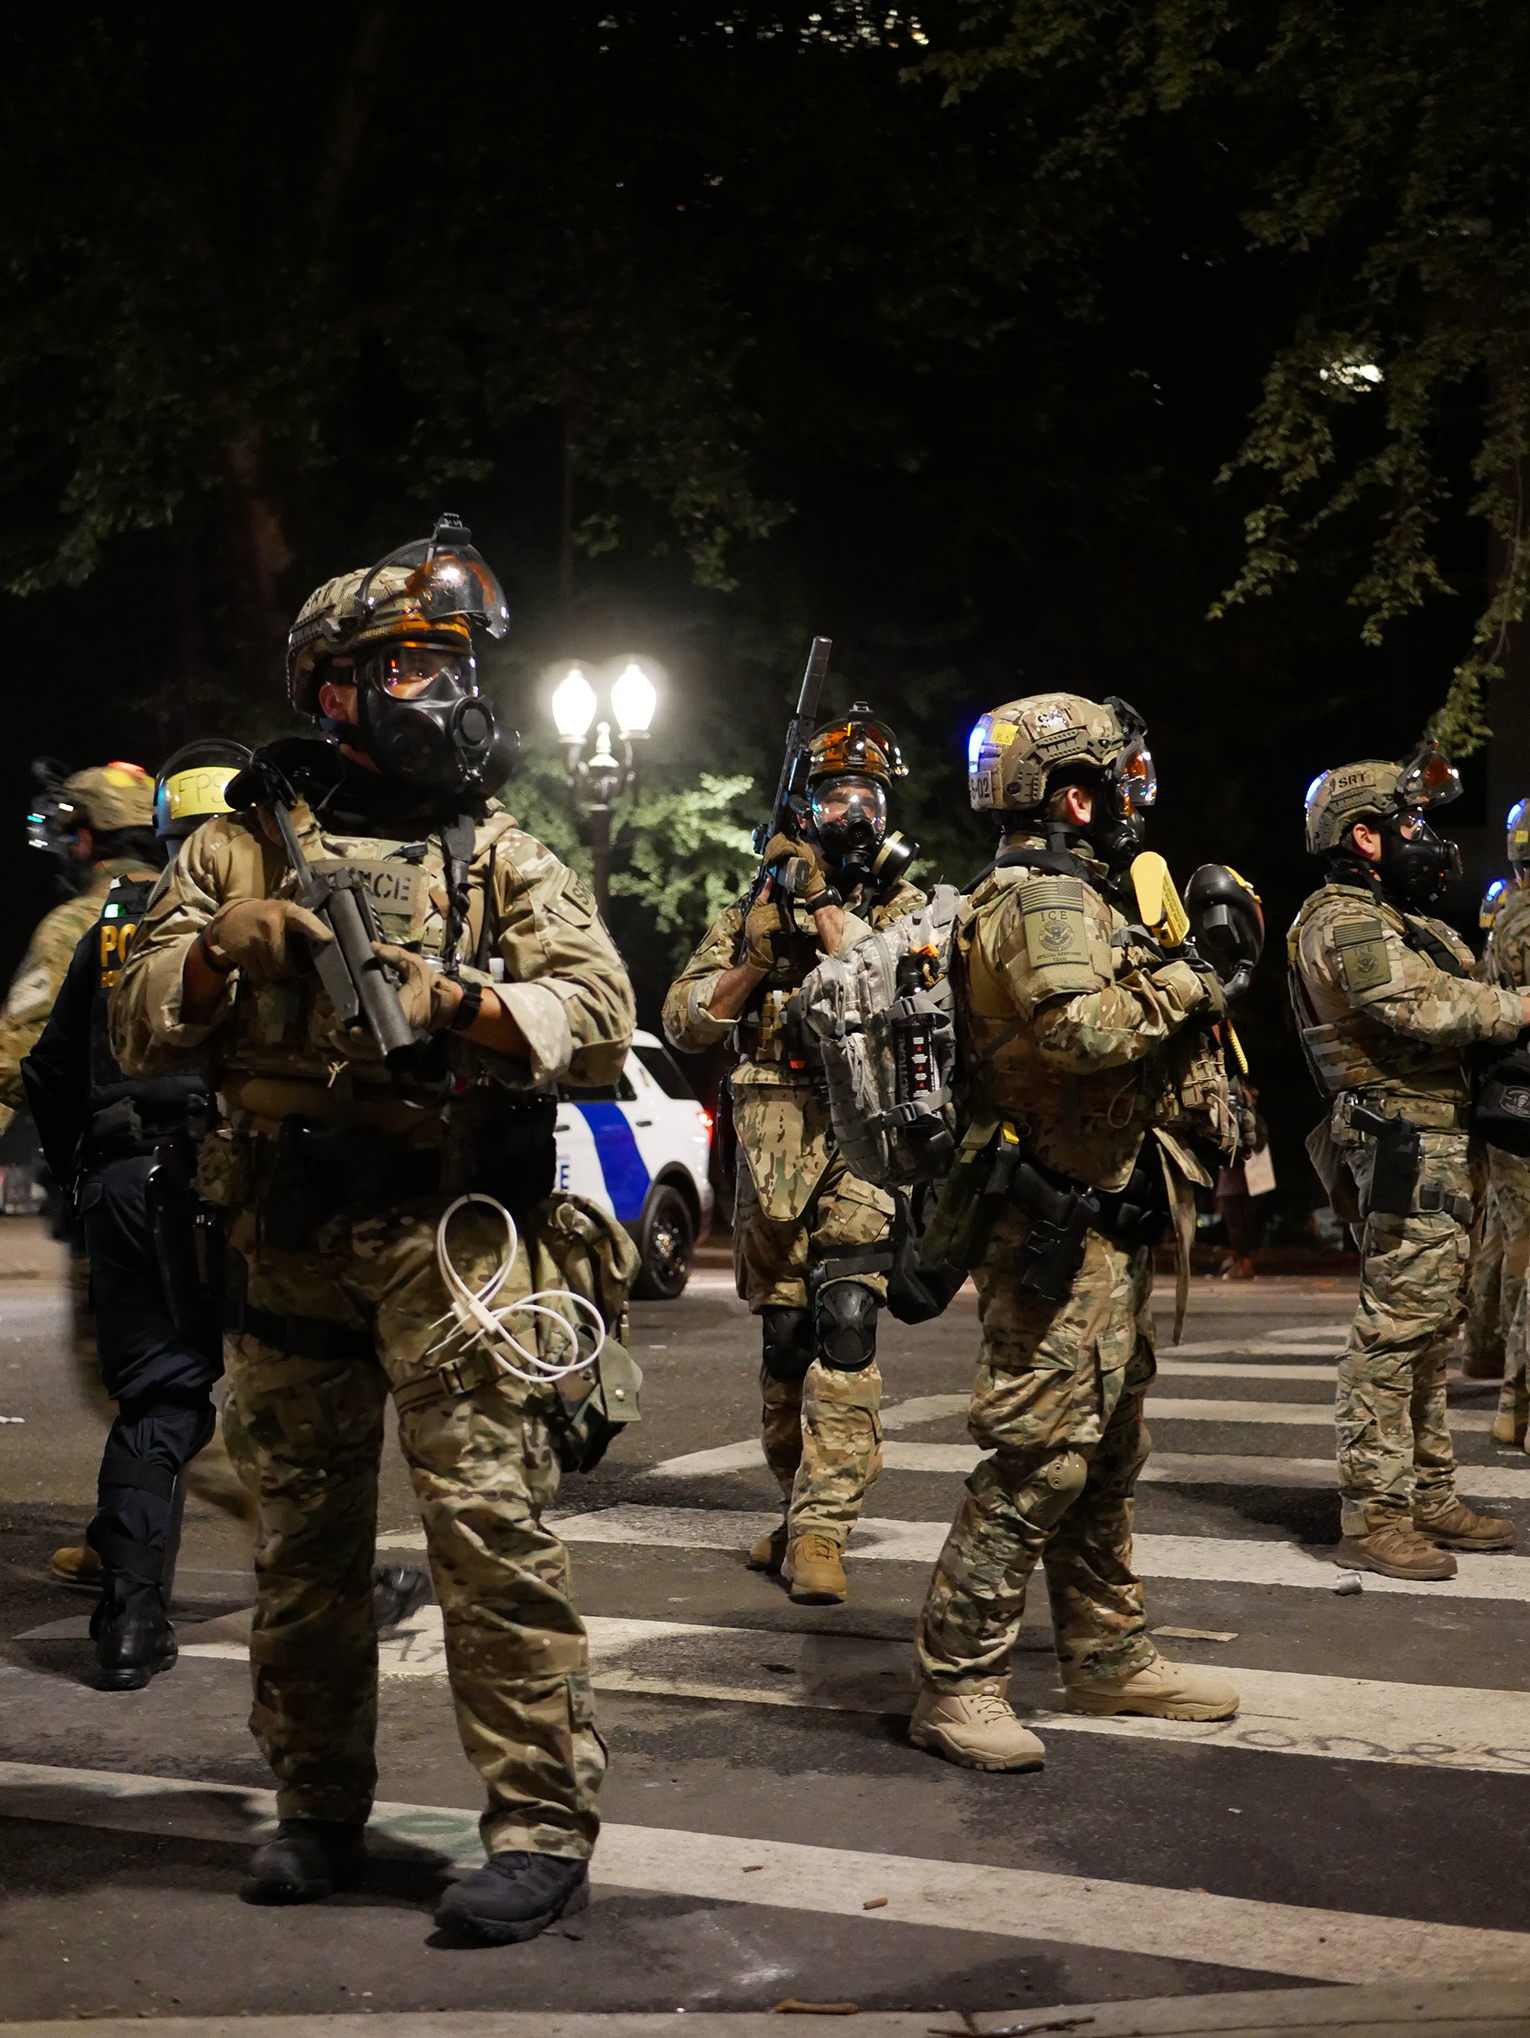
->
xmin=1095 ymin=697 xmax=1156 ymax=871
xmin=809 ymin=774 xmax=887 ymax=880
xmin=1378 ymin=813 xmax=1462 ymax=910
xmin=352 ymin=641 xmax=518 ymax=804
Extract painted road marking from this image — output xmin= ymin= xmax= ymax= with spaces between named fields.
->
xmin=176 ymin=1610 xmax=1530 ymax=1778
xmin=1 ymin=1758 xmax=1526 ymax=1983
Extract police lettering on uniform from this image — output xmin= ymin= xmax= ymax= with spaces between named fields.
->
xmin=1290 ymin=748 xmax=1521 ymax=1581
xmin=22 ymin=743 xmax=252 ymax=1687
xmin=907 ymin=692 xmax=1240 ymax=1772
xmin=112 ymin=516 xmax=637 ymax=1946
xmin=662 ymin=704 xmax=925 ymax=1605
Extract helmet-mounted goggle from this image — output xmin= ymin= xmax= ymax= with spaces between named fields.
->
xmin=26 ymin=758 xmax=82 ymax=860
xmin=352 ymin=513 xmax=510 ymax=642
xmin=807 ymin=703 xmax=908 ymax=784
xmin=1396 ymin=739 xmax=1461 ymax=812
xmin=1101 ymin=695 xmax=1157 ymax=817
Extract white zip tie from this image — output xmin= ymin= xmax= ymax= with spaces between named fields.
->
xmin=432 ymin=1192 xmax=605 ymax=1388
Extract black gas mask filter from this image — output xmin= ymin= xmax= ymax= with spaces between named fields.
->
xmin=1378 ymin=812 xmax=1462 ymax=910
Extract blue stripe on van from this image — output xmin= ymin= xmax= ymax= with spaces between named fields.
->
xmin=575 ymin=1103 xmax=651 ymax=1222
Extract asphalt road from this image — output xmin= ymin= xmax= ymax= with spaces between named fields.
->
xmin=4 ymin=1227 xmax=1530 ymax=2020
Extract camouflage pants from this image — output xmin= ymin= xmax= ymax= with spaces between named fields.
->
xmin=1336 ymin=1130 xmax=1470 ymax=1535
xmin=1489 ymin=1151 xmax=1530 ymax=1430
xmin=224 ymin=1196 xmax=603 ymax=1860
xmin=915 ymin=1205 xmax=1159 ymax=1693
xmin=734 ymin=1143 xmax=891 ymax=1546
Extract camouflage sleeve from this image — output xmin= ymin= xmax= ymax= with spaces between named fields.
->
xmin=1490 ymin=891 xmax=1530 ymax=991
xmin=866 ymin=879 xmax=928 ymax=932
xmin=0 ymin=894 xmax=104 ymax=1128
xmin=1303 ymin=903 xmax=1520 ymax=1047
xmin=110 ymin=819 xmax=267 ymax=1074
xmin=486 ymin=835 xmax=635 ymax=1089
xmin=661 ymin=902 xmax=746 ymax=1052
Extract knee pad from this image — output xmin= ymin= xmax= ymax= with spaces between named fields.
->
xmin=814 ymin=1280 xmax=880 ymax=1372
xmin=761 ymin=1307 xmax=814 ymax=1383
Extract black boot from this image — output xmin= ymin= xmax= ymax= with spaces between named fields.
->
xmin=241 ymin=1819 xmax=367 ymax=1905
xmin=89 ymin=1573 xmax=177 ymax=1692
xmin=371 ymin=1563 xmax=432 ymax=1633
xmin=435 ymin=1850 xmax=590 ymax=1944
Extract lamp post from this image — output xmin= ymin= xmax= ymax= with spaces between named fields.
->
xmin=550 ymin=658 xmax=661 ymax=917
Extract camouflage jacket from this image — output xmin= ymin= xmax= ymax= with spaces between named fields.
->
xmin=1481 ymin=878 xmax=1530 ymax=992
xmin=661 ymin=875 xmax=926 ymax=1091
xmin=956 ymin=840 xmax=1219 ymax=1192
xmin=0 ymin=858 xmax=156 ymax=1136
xmin=111 ymin=798 xmax=634 ymax=1129
xmin=1288 ymin=879 xmax=1519 ymax=1126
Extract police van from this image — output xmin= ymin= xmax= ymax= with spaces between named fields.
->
xmin=554 ymin=1029 xmax=713 ymax=1299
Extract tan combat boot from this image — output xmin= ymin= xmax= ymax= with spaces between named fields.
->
xmin=1414 ymin=1499 xmax=1516 ymax=1552
xmin=1337 ymin=1521 xmax=1457 ymax=1580
xmin=1065 ymin=1657 xmax=1239 ymax=1722
xmin=909 ymin=1685 xmax=1045 ymax=1772
xmin=781 ymin=1533 xmax=847 ymax=1604
xmin=1493 ymin=1375 xmax=1529 ymax=1447
xmin=52 ymin=1545 xmax=101 ymax=1590
xmin=747 ymin=1521 xmax=789 ymax=1573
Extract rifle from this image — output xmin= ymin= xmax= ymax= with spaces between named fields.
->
xmin=733 ymin=637 xmax=832 ymax=958
xmin=236 ymin=758 xmax=423 ymax=1068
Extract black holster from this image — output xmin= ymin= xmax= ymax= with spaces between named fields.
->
xmin=1350 ymin=1104 xmax=1422 ymax=1217
xmin=1094 ymin=1157 xmax=1171 ymax=1253
xmin=145 ymin=1138 xmax=225 ymax=1362
xmin=1011 ymin=1159 xmax=1100 ymax=1305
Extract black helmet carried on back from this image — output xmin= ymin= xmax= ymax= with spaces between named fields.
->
xmin=154 ymin=739 xmax=255 ymax=842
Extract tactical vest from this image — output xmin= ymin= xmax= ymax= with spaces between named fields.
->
xmin=90 ymin=875 xmax=205 ymax=1152
xmin=955 ymin=862 xmax=1155 ymax=1191
xmin=1487 ymin=882 xmax=1530 ymax=990
xmin=1287 ymin=883 xmax=1470 ymax=1116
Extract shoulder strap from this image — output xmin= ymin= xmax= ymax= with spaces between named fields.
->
xmin=964 ymin=845 xmax=1090 ymax=894
xmin=1396 ymin=915 xmax=1467 ymax=979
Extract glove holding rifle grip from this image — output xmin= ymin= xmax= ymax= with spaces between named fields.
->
xmin=371 ymin=943 xmax=483 ymax=1036
xmin=743 ymin=887 xmax=789 ymax=972
xmin=763 ymin=830 xmax=833 ymax=909
xmin=201 ymin=898 xmax=333 ymax=988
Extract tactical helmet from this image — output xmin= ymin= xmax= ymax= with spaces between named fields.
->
xmin=967 ymin=691 xmax=1155 ymax=816
xmin=286 ymin=512 xmax=510 ymax=716
xmin=1483 ymin=877 xmax=1509 ymax=932
xmin=27 ymin=758 xmax=154 ymax=853
xmin=1509 ymin=797 xmax=1530 ymax=878
xmin=154 ymin=739 xmax=254 ymax=841
xmin=1303 ymin=742 xmax=1461 ymax=855
xmin=806 ymin=703 xmax=907 ymax=787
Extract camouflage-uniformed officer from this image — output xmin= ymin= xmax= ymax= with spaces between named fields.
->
xmin=113 ymin=516 xmax=636 ymax=1946
xmin=1478 ymin=805 xmax=1530 ymax=1444
xmin=1290 ymin=748 xmax=1521 ymax=1580
xmin=663 ymin=705 xmax=924 ymax=1605
xmin=909 ymin=693 xmax=1239 ymax=1773
xmin=0 ymin=760 xmax=159 ymax=1135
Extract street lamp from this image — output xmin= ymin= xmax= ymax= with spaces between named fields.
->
xmin=549 ymin=657 xmax=662 ymax=916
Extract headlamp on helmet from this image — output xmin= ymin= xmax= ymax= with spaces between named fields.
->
xmin=26 ymin=759 xmax=82 ymax=865
xmin=806 ymin=703 xmax=907 ymax=787
xmin=1483 ymin=876 xmax=1509 ymax=932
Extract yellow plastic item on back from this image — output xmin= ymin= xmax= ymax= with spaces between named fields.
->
xmin=1129 ymin=851 xmax=1190 ymax=948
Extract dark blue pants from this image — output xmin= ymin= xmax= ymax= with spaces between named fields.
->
xmin=82 ymin=1156 xmax=222 ymax=1586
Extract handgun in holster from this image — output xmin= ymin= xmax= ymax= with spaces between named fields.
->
xmin=145 ymin=1137 xmax=225 ymax=1362
xmin=1011 ymin=1159 xmax=1101 ymax=1305
xmin=1348 ymin=1103 xmax=1421 ymax=1218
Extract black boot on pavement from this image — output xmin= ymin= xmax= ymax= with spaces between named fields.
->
xmin=90 ymin=1573 xmax=177 ymax=1691
xmin=435 ymin=1850 xmax=590 ymax=1944
xmin=241 ymin=1819 xmax=367 ymax=1904
xmin=372 ymin=1563 xmax=433 ymax=1632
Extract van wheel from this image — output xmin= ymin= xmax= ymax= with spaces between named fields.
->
xmin=634 ymin=1185 xmax=694 ymax=1300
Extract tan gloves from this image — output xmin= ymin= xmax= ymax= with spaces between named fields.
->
xmin=743 ymin=892 xmax=789 ymax=971
xmin=763 ymin=831 xmax=829 ymax=904
xmin=370 ymin=943 xmax=473 ymax=1035
xmin=201 ymin=899 xmax=331 ymax=989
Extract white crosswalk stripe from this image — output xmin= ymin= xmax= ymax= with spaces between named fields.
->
xmin=5 ymin=1758 xmax=1528 ymax=1983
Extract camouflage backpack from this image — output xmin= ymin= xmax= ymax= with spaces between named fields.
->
xmin=800 ymin=885 xmax=964 ymax=1191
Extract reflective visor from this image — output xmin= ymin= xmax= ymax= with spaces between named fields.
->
xmin=1115 ymin=744 xmax=1158 ymax=813
xmin=810 ymin=775 xmax=888 ymax=833
xmin=1396 ymin=739 xmax=1461 ymax=810
xmin=362 ymin=643 xmax=478 ymax=701
xmin=356 ymin=519 xmax=510 ymax=640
